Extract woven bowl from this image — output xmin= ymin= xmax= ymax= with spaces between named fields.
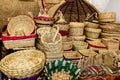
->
xmin=45 ymin=60 xmax=80 ymax=80
xmin=85 ymin=28 xmax=102 ymax=39
xmin=73 ymin=41 xmax=88 ymax=51
xmin=98 ymin=12 xmax=116 ymax=22
xmin=0 ymin=50 xmax=45 ymax=79
xmin=7 ymin=15 xmax=35 ymax=36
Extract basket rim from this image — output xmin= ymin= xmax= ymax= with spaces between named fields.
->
xmin=7 ymin=15 xmax=36 ymax=36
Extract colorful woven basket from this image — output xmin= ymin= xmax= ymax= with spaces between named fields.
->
xmin=45 ymin=60 xmax=80 ymax=80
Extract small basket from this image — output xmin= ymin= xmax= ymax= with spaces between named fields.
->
xmin=62 ymin=37 xmax=73 ymax=51
xmin=63 ymin=51 xmax=82 ymax=64
xmin=41 ymin=26 xmax=62 ymax=52
xmin=0 ymin=50 xmax=45 ymax=79
xmin=69 ymin=22 xmax=85 ymax=36
xmin=69 ymin=35 xmax=86 ymax=41
xmin=54 ymin=23 xmax=69 ymax=31
xmin=85 ymin=21 xmax=99 ymax=28
xmin=73 ymin=41 xmax=88 ymax=51
xmin=102 ymin=38 xmax=119 ymax=51
xmin=98 ymin=12 xmax=116 ymax=22
xmin=85 ymin=28 xmax=102 ymax=39
xmin=7 ymin=15 xmax=35 ymax=36
xmin=2 ymin=32 xmax=36 ymax=49
xmin=45 ymin=60 xmax=80 ymax=80
xmin=101 ymin=33 xmax=120 ymax=39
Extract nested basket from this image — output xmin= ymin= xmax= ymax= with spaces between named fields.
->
xmin=85 ymin=21 xmax=99 ymax=28
xmin=41 ymin=26 xmax=62 ymax=52
xmin=69 ymin=35 xmax=86 ymax=41
xmin=85 ymin=28 xmax=102 ymax=39
xmin=69 ymin=22 xmax=85 ymax=36
xmin=101 ymin=33 xmax=120 ymax=39
xmin=2 ymin=32 xmax=36 ymax=49
xmin=62 ymin=37 xmax=73 ymax=51
xmin=102 ymin=38 xmax=119 ymax=51
xmin=7 ymin=15 xmax=35 ymax=36
xmin=98 ymin=12 xmax=116 ymax=23
xmin=0 ymin=50 xmax=45 ymax=79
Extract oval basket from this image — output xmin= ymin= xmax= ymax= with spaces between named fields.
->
xmin=0 ymin=50 xmax=45 ymax=79
xmin=7 ymin=15 xmax=35 ymax=36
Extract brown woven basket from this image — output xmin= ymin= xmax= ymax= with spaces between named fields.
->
xmin=53 ymin=0 xmax=99 ymax=22
xmin=0 ymin=50 xmax=45 ymax=79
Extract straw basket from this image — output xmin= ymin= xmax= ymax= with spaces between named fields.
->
xmin=102 ymin=38 xmax=119 ymax=51
xmin=85 ymin=21 xmax=99 ymax=28
xmin=45 ymin=60 xmax=80 ymax=80
xmin=41 ymin=26 xmax=62 ymax=52
xmin=98 ymin=12 xmax=116 ymax=22
xmin=7 ymin=15 xmax=35 ymax=36
xmin=85 ymin=28 xmax=102 ymax=39
xmin=101 ymin=33 xmax=120 ymax=39
xmin=62 ymin=38 xmax=73 ymax=51
xmin=69 ymin=22 xmax=85 ymax=36
xmin=0 ymin=50 xmax=45 ymax=79
xmin=69 ymin=35 xmax=86 ymax=41
xmin=63 ymin=51 xmax=83 ymax=64
xmin=2 ymin=32 xmax=36 ymax=49
xmin=73 ymin=41 xmax=88 ymax=51
xmin=55 ymin=23 xmax=69 ymax=31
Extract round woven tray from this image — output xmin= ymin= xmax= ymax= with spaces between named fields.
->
xmin=7 ymin=15 xmax=35 ymax=36
xmin=0 ymin=50 xmax=45 ymax=79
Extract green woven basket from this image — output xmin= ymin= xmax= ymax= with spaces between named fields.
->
xmin=45 ymin=60 xmax=80 ymax=80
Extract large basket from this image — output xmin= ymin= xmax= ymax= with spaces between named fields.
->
xmin=2 ymin=32 xmax=36 ymax=49
xmin=0 ymin=50 xmax=45 ymax=79
xmin=69 ymin=22 xmax=85 ymax=36
xmin=41 ymin=26 xmax=62 ymax=52
xmin=7 ymin=15 xmax=35 ymax=36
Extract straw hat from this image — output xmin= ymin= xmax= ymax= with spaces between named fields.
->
xmin=0 ymin=50 xmax=45 ymax=79
xmin=0 ymin=0 xmax=20 ymax=20
xmin=7 ymin=15 xmax=35 ymax=36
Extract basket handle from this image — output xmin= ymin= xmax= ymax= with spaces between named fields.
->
xmin=52 ymin=25 xmax=60 ymax=42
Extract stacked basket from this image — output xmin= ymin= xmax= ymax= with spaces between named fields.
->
xmin=2 ymin=15 xmax=36 ymax=50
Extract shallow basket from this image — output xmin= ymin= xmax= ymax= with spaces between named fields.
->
xmin=0 ymin=50 xmax=45 ymax=79
xmin=45 ymin=60 xmax=80 ymax=80
xmin=62 ymin=37 xmax=73 ymax=51
xmin=69 ymin=22 xmax=85 ymax=36
xmin=7 ymin=15 xmax=35 ymax=36
xmin=2 ymin=32 xmax=36 ymax=49
xmin=101 ymin=33 xmax=120 ymax=39
xmin=85 ymin=28 xmax=102 ymax=39
xmin=69 ymin=35 xmax=86 ymax=41
xmin=85 ymin=21 xmax=99 ymax=28
xmin=98 ymin=12 xmax=116 ymax=22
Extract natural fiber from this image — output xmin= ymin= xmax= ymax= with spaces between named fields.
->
xmin=0 ymin=50 xmax=45 ymax=79
xmin=7 ymin=15 xmax=35 ymax=36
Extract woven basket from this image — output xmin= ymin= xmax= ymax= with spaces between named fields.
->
xmin=73 ymin=41 xmax=88 ymax=51
xmin=102 ymin=38 xmax=119 ymax=51
xmin=85 ymin=21 xmax=99 ymax=28
xmin=7 ymin=15 xmax=35 ymax=36
xmin=101 ymin=33 xmax=120 ymax=39
xmin=85 ymin=28 xmax=102 ymax=39
xmin=45 ymin=60 xmax=80 ymax=80
xmin=69 ymin=22 xmax=85 ymax=36
xmin=63 ymin=51 xmax=82 ymax=64
xmin=0 ymin=50 xmax=45 ymax=79
xmin=41 ymin=26 xmax=62 ymax=52
xmin=98 ymin=12 xmax=116 ymax=23
xmin=2 ymin=32 xmax=36 ymax=49
xmin=69 ymin=35 xmax=86 ymax=41
xmin=62 ymin=37 xmax=73 ymax=51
